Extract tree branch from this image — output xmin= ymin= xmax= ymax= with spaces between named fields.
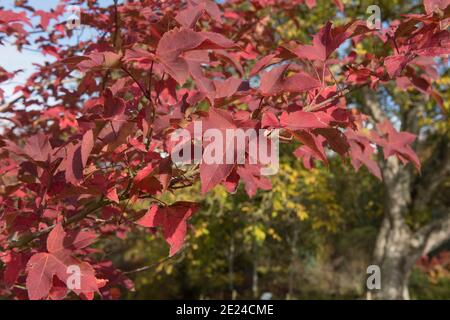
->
xmin=7 ymin=198 xmax=109 ymax=250
xmin=412 ymin=136 xmax=450 ymax=213
xmin=121 ymin=66 xmax=150 ymax=100
xmin=415 ymin=212 xmax=450 ymax=255
xmin=0 ymin=94 xmax=24 ymax=113
xmin=359 ymin=88 xmax=414 ymax=227
xmin=304 ymin=87 xmax=352 ymax=112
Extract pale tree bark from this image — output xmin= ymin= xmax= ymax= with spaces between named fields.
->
xmin=362 ymin=89 xmax=450 ymax=300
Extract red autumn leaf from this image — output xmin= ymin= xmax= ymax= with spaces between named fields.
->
xmin=26 ymin=251 xmax=101 ymax=300
xmin=64 ymin=130 xmax=95 ymax=185
xmin=48 ymin=224 xmax=97 ymax=254
xmin=291 ymin=22 xmax=342 ymax=61
xmin=315 ymin=128 xmax=350 ymax=156
xmin=175 ymin=0 xmax=221 ymax=28
xmin=199 ymin=108 xmax=237 ymax=194
xmin=249 ymin=53 xmax=279 ymax=76
xmin=123 ymin=47 xmax=155 ymax=67
xmin=26 ymin=251 xmax=72 ymax=300
xmin=293 ymin=131 xmax=328 ymax=165
xmin=137 ymin=202 xmax=199 ymax=256
xmin=423 ymin=0 xmax=450 ymax=14
xmin=236 ymin=164 xmax=272 ymax=198
xmin=3 ymin=252 xmax=25 ymax=288
xmin=259 ymin=64 xmax=321 ymax=96
xmin=78 ymin=52 xmax=122 ymax=72
xmin=48 ymin=277 xmax=68 ymax=300
xmin=156 ymin=28 xmax=235 ymax=84
xmin=261 ymin=112 xmax=281 ymax=128
xmin=345 ymin=130 xmax=382 ymax=180
xmin=175 ymin=4 xmax=205 ymax=28
xmin=305 ymin=0 xmax=317 ymax=9
xmin=213 ymin=77 xmax=242 ymax=99
xmin=5 ymin=134 xmax=53 ymax=164
xmin=289 ymin=21 xmax=369 ymax=62
xmin=384 ymin=54 xmax=411 ymax=78
xmin=0 ymin=10 xmax=31 ymax=26
xmin=106 ymin=188 xmax=120 ymax=204
xmin=26 ymin=224 xmax=100 ymax=300
xmin=280 ymin=111 xmax=330 ymax=130
xmin=33 ymin=7 xmax=64 ymax=30
xmin=373 ymin=120 xmax=421 ymax=170
xmin=333 ymin=0 xmax=345 ymax=11
xmin=132 ymin=163 xmax=163 ymax=195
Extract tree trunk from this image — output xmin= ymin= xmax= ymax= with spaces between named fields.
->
xmin=372 ymin=216 xmax=421 ymax=299
xmin=361 ymin=89 xmax=450 ymax=300
xmin=371 ymin=157 xmax=413 ymax=299
xmin=370 ymin=157 xmax=450 ymax=299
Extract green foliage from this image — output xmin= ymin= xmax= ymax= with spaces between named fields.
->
xmin=410 ymin=269 xmax=450 ymax=300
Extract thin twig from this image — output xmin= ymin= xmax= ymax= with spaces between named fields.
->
xmin=304 ymin=87 xmax=353 ymax=112
xmin=123 ymin=249 xmax=185 ymax=275
xmin=7 ymin=198 xmax=109 ymax=250
xmin=121 ymin=66 xmax=150 ymax=100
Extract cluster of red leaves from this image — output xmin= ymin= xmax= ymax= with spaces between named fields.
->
xmin=417 ymin=251 xmax=450 ymax=282
xmin=0 ymin=0 xmax=448 ymax=300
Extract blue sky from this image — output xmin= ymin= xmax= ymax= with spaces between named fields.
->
xmin=2 ymin=0 xmax=58 ymax=11
xmin=0 ymin=0 xmax=115 ymax=100
xmin=2 ymin=0 xmax=117 ymax=11
xmin=0 ymin=0 xmax=228 ymax=101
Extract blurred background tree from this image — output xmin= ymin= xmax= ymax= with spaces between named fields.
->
xmin=98 ymin=0 xmax=449 ymax=300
